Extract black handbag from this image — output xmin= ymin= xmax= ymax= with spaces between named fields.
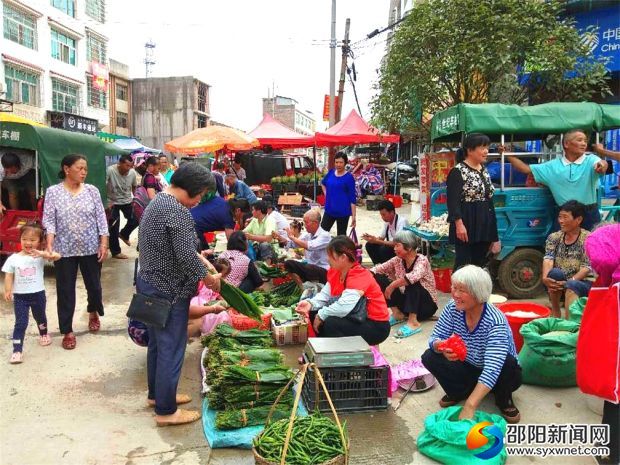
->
xmin=126 ymin=293 xmax=172 ymax=329
xmin=346 ymin=296 xmax=367 ymax=323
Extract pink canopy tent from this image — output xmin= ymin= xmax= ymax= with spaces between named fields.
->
xmin=249 ymin=113 xmax=315 ymax=149
xmin=314 ymin=109 xmax=400 ymax=147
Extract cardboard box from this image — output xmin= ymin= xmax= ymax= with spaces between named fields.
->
xmin=271 ymin=318 xmax=308 ymax=346
xmin=277 ymin=193 xmax=303 ymax=206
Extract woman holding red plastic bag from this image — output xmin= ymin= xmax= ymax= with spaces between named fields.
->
xmin=578 ymin=223 xmax=620 ymax=465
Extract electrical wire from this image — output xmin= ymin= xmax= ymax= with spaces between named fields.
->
xmin=347 ymin=64 xmax=363 ymax=117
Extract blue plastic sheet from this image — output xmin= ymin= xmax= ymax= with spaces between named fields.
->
xmin=201 ymin=395 xmax=308 ymax=449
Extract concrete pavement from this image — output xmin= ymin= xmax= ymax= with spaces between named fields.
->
xmin=0 ymin=204 xmax=602 ymax=465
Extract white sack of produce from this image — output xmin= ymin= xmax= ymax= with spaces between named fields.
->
xmin=418 ymin=213 xmax=449 ymax=237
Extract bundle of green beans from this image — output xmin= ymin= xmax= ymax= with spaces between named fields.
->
xmin=270 ymin=281 xmax=303 ymax=307
xmin=208 ymin=384 xmax=294 ymax=411
xmin=215 ymin=405 xmax=290 ymax=430
xmin=256 ymin=261 xmax=288 ymax=278
xmin=202 ymin=324 xmax=272 ymax=348
xmin=254 ymin=413 xmax=348 ymax=465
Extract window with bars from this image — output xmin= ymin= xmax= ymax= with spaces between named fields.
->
xmin=197 ymin=114 xmax=207 ymax=128
xmin=50 ymin=0 xmax=75 ymax=17
xmin=116 ymin=83 xmax=128 ymax=101
xmin=87 ymin=76 xmax=107 ymax=109
xmin=4 ymin=65 xmax=40 ymax=106
xmin=51 ymin=29 xmax=77 ymax=65
xmin=86 ymin=32 xmax=106 ymax=64
xmin=85 ymin=0 xmax=105 ymax=22
xmin=3 ymin=4 xmax=37 ymax=49
xmin=198 ymin=82 xmax=208 ymax=113
xmin=116 ymin=111 xmax=128 ymax=128
xmin=52 ymin=78 xmax=80 ymax=114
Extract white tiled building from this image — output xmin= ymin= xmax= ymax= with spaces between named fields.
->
xmin=0 ymin=0 xmax=109 ymax=132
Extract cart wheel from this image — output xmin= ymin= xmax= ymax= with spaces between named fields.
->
xmin=497 ymin=248 xmax=545 ymax=299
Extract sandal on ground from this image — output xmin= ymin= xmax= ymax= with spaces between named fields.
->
xmin=148 ymin=394 xmax=192 ymax=408
xmin=389 ymin=315 xmax=405 ymax=326
xmin=9 ymin=352 xmax=23 ymax=364
xmin=62 ymin=334 xmax=76 ymax=350
xmin=39 ymin=334 xmax=52 ymax=346
xmin=112 ymin=253 xmax=129 ymax=259
xmin=155 ymin=409 xmax=201 ymax=427
xmin=438 ymin=394 xmax=461 ymax=408
xmin=497 ymin=402 xmax=521 ymax=424
xmin=88 ymin=314 xmax=101 ymax=332
xmin=395 ymin=325 xmax=422 ymax=338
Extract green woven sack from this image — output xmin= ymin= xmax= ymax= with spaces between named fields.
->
xmin=417 ymin=406 xmax=507 ymax=465
xmin=568 ymin=297 xmax=587 ymax=325
xmin=519 ymin=317 xmax=579 ymax=387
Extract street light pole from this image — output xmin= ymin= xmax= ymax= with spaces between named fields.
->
xmin=329 ymin=0 xmax=336 ymax=128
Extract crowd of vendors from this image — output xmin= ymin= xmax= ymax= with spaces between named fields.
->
xmin=1 ymin=118 xmax=619 ymax=464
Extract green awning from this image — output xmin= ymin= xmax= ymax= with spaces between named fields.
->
xmin=430 ymin=102 xmax=613 ymax=142
xmin=0 ymin=122 xmax=127 ymax=201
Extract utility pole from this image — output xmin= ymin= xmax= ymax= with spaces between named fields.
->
xmin=336 ymin=18 xmax=350 ymax=123
xmin=329 ymin=0 xmax=336 ymax=128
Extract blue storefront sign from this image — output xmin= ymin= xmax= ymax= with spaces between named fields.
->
xmin=574 ymin=7 xmax=620 ymax=72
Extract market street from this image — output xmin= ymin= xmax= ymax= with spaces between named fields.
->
xmin=0 ymin=205 xmax=601 ymax=465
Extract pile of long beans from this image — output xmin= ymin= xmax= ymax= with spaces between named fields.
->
xmin=215 ymin=405 xmax=290 ymax=431
xmin=254 ymin=413 xmax=348 ymax=465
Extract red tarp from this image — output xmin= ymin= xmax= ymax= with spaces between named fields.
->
xmin=314 ymin=109 xmax=400 ymax=147
xmin=249 ymin=113 xmax=315 ymax=149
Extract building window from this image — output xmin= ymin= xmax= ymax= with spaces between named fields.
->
xmin=116 ymin=111 xmax=128 ymax=128
xmin=116 ymin=83 xmax=128 ymax=101
xmin=51 ymin=29 xmax=77 ymax=65
xmin=4 ymin=65 xmax=40 ymax=106
xmin=3 ymin=4 xmax=37 ymax=49
xmin=87 ymin=76 xmax=107 ymax=109
xmin=85 ymin=0 xmax=105 ymax=22
xmin=86 ymin=32 xmax=106 ymax=64
xmin=52 ymin=78 xmax=80 ymax=113
xmin=50 ymin=0 xmax=75 ymax=17
xmin=198 ymin=82 xmax=208 ymax=113
xmin=197 ymin=114 xmax=207 ymax=128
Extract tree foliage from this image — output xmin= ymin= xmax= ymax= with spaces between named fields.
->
xmin=370 ymin=0 xmax=612 ymax=133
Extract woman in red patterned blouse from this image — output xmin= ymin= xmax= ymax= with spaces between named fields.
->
xmin=371 ymin=230 xmax=438 ymax=338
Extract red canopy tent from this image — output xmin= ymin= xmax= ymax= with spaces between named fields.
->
xmin=249 ymin=113 xmax=315 ymax=149
xmin=314 ymin=109 xmax=400 ymax=146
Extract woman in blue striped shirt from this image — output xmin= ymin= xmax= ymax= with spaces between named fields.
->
xmin=421 ymin=265 xmax=522 ymax=423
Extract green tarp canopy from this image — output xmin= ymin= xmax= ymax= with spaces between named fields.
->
xmin=431 ymin=102 xmax=620 ymax=142
xmin=0 ymin=121 xmax=127 ymax=201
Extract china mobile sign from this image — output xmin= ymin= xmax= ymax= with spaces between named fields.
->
xmin=575 ymin=7 xmax=620 ymax=72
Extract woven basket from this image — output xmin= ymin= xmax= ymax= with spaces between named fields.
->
xmin=251 ymin=363 xmax=349 ymax=465
xmin=252 ymin=445 xmax=347 ymax=465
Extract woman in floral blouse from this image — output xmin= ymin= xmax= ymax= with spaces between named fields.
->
xmin=371 ymin=230 xmax=438 ymax=338
xmin=446 ymin=133 xmax=499 ymax=271
xmin=42 ymin=154 xmax=109 ymax=350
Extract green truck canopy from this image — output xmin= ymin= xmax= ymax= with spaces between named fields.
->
xmin=0 ymin=121 xmax=126 ymax=201
xmin=431 ymin=102 xmax=619 ymax=142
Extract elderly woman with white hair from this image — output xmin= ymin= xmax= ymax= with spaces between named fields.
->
xmin=371 ymin=230 xmax=438 ymax=338
xmin=421 ymin=265 xmax=522 ymax=424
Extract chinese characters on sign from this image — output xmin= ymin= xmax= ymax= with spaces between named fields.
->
xmin=0 ymin=130 xmax=21 ymax=142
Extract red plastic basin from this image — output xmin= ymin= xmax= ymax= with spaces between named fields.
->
xmin=496 ymin=302 xmax=550 ymax=352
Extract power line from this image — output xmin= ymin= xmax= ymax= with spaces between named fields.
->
xmin=349 ymin=13 xmax=409 ymax=49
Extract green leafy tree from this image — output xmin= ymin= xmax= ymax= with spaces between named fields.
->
xmin=371 ymin=0 xmax=611 ymax=133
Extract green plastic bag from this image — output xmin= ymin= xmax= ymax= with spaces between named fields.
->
xmin=417 ymin=406 xmax=507 ymax=465
xmin=519 ymin=317 xmax=579 ymax=387
xmin=569 ymin=297 xmax=587 ymax=325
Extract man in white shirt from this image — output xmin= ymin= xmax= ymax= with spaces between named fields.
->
xmin=273 ymin=209 xmax=331 ymax=284
xmin=231 ymin=157 xmax=246 ymax=181
xmin=106 ymin=154 xmax=138 ymax=259
xmin=362 ymin=200 xmax=409 ymax=264
xmin=0 ymin=152 xmax=36 ymax=214
xmin=264 ymin=195 xmax=289 ymax=239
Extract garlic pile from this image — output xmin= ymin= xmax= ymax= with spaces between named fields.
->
xmin=417 ymin=213 xmax=449 ymax=237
